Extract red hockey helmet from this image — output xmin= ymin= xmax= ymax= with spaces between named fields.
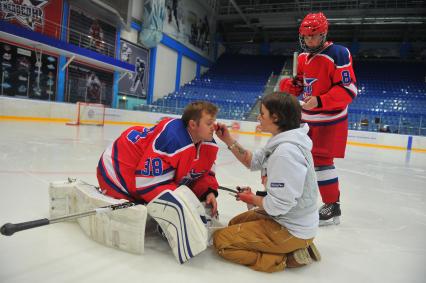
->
xmin=299 ymin=12 xmax=328 ymax=53
xmin=299 ymin=12 xmax=328 ymax=36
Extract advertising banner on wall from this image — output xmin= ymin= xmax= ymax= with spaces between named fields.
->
xmin=0 ymin=41 xmax=57 ymax=100
xmin=0 ymin=0 xmax=63 ymax=38
xmin=163 ymin=0 xmax=212 ymax=55
xmin=139 ymin=0 xmax=213 ymax=56
xmin=119 ymin=40 xmax=149 ymax=99
xmin=68 ymin=7 xmax=117 ymax=58
xmin=66 ymin=62 xmax=113 ymax=106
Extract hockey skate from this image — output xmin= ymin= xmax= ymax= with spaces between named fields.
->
xmin=319 ymin=202 xmax=341 ymax=226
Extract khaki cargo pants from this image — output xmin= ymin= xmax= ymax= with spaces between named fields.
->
xmin=213 ymin=209 xmax=313 ymax=273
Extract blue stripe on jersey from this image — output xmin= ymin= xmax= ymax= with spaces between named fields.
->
xmin=322 ymin=44 xmax=350 ymax=67
xmin=113 ymin=141 xmax=129 ymax=192
xmin=318 ymin=177 xmax=339 ymax=186
xmin=159 ymin=192 xmax=194 ymax=259
xmin=303 ymin=108 xmax=345 ymax=115
xmin=154 ymin=119 xmax=193 ymax=154
xmin=136 ymin=179 xmax=173 ymax=196
xmin=315 ymin=165 xmax=336 ymax=171
xmin=306 ymin=115 xmax=348 ymax=126
xmin=98 ymin=158 xmax=132 ymax=198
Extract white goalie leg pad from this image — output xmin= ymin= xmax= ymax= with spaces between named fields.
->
xmin=147 ymin=186 xmax=208 ymax=264
xmin=49 ymin=179 xmax=78 ymax=218
xmin=174 ymin=186 xmax=209 ymax=231
xmin=49 ymin=179 xmax=147 ymax=254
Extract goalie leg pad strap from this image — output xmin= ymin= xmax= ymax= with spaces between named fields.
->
xmin=147 ymin=187 xmax=207 ymax=263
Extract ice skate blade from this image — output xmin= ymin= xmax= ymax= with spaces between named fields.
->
xmin=319 ymin=216 xmax=340 ymax=226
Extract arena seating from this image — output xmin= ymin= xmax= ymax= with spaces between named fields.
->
xmin=140 ymin=54 xmax=286 ymax=120
xmin=138 ymin=57 xmax=425 ymax=136
xmin=349 ymin=60 xmax=426 ymax=135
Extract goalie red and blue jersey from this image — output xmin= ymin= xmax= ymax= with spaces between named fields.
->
xmin=97 ymin=118 xmax=219 ymax=203
xmin=296 ymin=42 xmax=357 ymax=158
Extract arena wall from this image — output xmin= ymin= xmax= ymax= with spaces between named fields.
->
xmin=1 ymin=97 xmax=425 ymax=152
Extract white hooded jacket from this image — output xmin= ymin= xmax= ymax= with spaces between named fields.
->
xmin=251 ymin=123 xmax=319 ymax=239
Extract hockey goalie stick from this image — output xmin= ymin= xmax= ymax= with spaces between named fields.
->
xmin=218 ymin=185 xmax=239 ymax=194
xmin=292 ymin=51 xmax=298 ymax=78
xmin=1 ymin=186 xmax=245 ymax=236
xmin=219 ymin=186 xmax=268 ymax=197
xmin=292 ymin=51 xmax=306 ymax=106
xmin=0 ymin=202 xmax=137 ymax=236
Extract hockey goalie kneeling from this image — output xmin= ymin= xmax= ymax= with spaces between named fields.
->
xmin=147 ymin=185 xmax=208 ymax=264
xmin=50 ymin=180 xmax=209 ymax=263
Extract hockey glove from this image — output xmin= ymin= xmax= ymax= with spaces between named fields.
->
xmin=279 ymin=78 xmax=303 ymax=96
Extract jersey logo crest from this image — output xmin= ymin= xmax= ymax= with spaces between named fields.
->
xmin=179 ymin=169 xmax=206 ymax=185
xmin=303 ymin=78 xmax=317 ymax=99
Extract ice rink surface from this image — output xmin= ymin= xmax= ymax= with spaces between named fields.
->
xmin=0 ymin=121 xmax=425 ymax=283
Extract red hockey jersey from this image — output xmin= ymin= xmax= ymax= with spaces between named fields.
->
xmin=296 ymin=42 xmax=357 ymax=125
xmin=97 ymin=118 xmax=219 ymax=203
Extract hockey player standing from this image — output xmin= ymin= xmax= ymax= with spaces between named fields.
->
xmin=96 ymin=101 xmax=220 ymax=263
xmin=121 ymin=42 xmax=132 ymax=62
xmin=279 ymin=12 xmax=357 ymax=226
xmin=88 ymin=20 xmax=104 ymax=53
xmin=130 ymin=58 xmax=146 ymax=93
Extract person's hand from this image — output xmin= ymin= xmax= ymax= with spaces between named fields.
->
xmin=236 ymin=189 xmax=255 ymax=205
xmin=302 ymin=96 xmax=319 ymax=110
xmin=279 ymin=78 xmax=303 ymax=96
xmin=215 ymin=123 xmax=232 ymax=145
xmin=205 ymin=192 xmax=218 ymax=217
xmin=236 ymin=186 xmax=252 ymax=194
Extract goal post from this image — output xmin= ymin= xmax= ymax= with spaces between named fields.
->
xmin=66 ymin=102 xmax=106 ymax=126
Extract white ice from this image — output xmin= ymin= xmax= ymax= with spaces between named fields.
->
xmin=0 ymin=121 xmax=425 ymax=283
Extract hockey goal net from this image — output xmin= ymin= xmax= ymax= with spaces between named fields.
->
xmin=66 ymin=102 xmax=106 ymax=126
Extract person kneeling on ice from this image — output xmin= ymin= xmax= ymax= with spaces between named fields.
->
xmin=213 ymin=92 xmax=321 ymax=272
xmin=97 ymin=101 xmax=220 ymax=263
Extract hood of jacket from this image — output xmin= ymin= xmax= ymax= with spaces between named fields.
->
xmin=264 ymin=123 xmax=312 ymax=155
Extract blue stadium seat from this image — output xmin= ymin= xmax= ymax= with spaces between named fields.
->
xmin=349 ymin=60 xmax=426 ymax=135
xmin=149 ymin=54 xmax=286 ymax=120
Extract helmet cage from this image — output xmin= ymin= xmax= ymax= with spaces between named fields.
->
xmin=299 ymin=33 xmax=327 ymax=54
